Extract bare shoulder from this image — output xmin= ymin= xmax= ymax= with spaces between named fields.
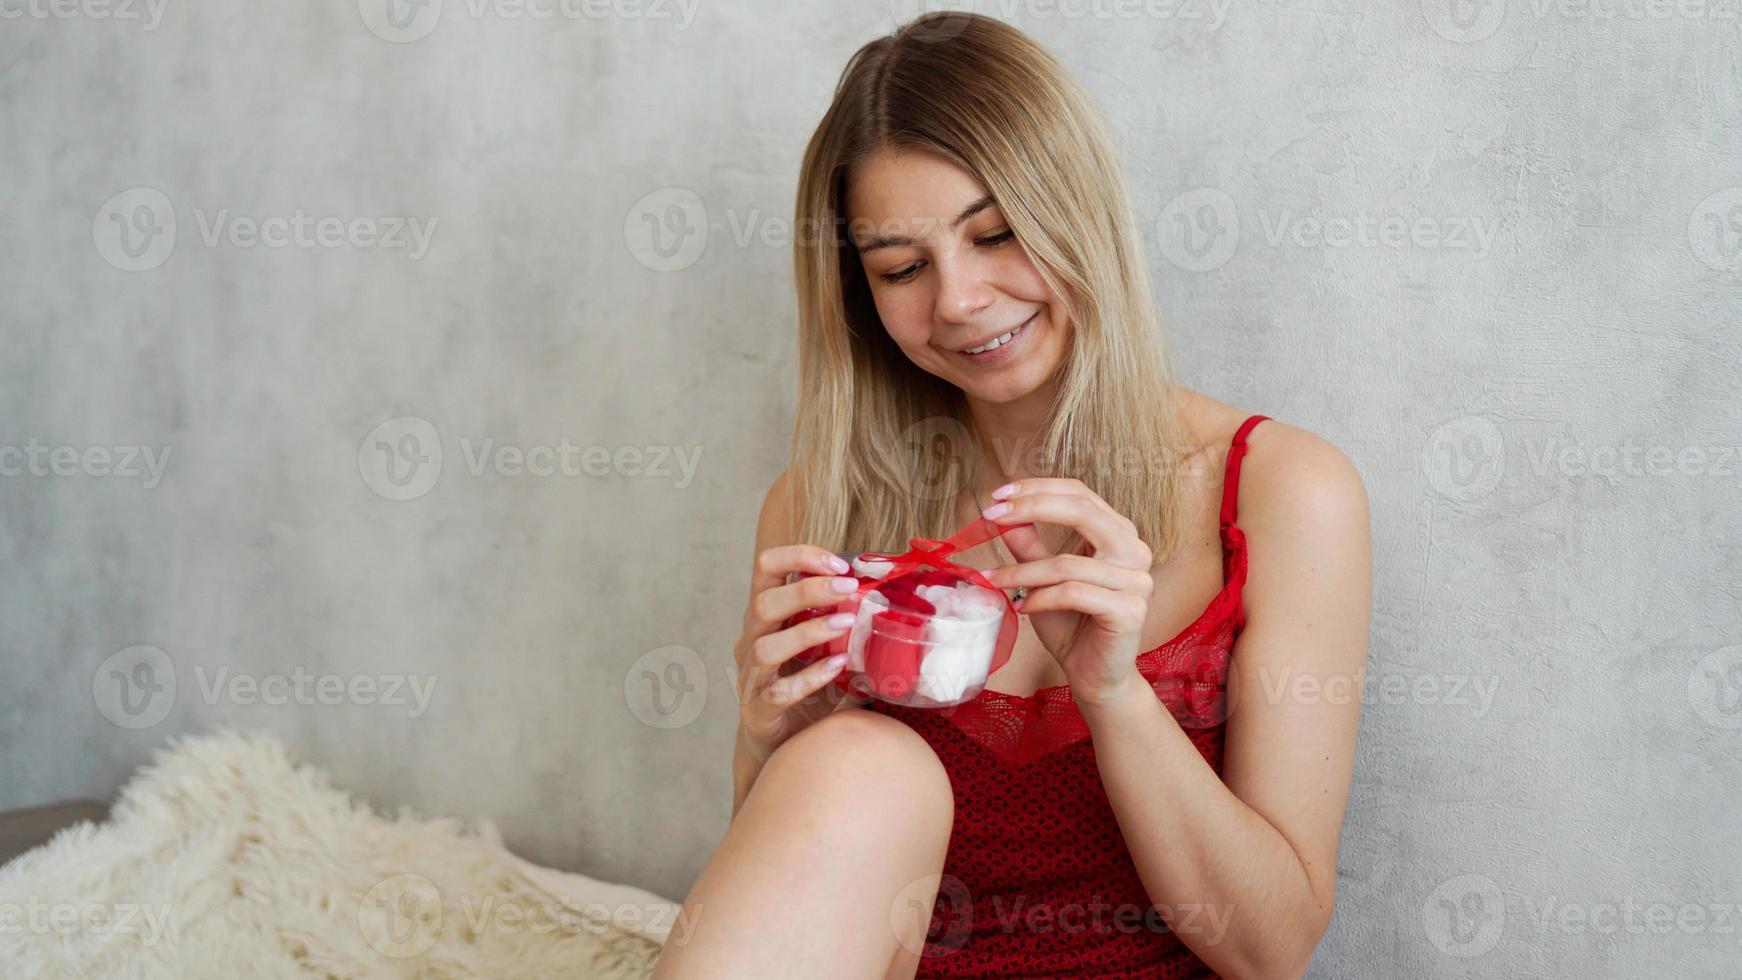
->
xmin=1237 ymin=415 xmax=1369 ymax=538
xmin=1233 ymin=414 xmax=1372 ymax=628
xmin=1173 ymin=385 xmax=1369 ymax=587
xmin=755 ymin=467 xmax=799 ymax=553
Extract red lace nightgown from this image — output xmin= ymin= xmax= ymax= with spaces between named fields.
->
xmin=867 ymin=414 xmax=1270 ymax=979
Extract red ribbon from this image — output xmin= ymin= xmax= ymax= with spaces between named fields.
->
xmin=790 ymin=516 xmax=1031 ymax=705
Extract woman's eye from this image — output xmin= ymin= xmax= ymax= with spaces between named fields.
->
xmin=976 ymin=229 xmax=1015 ymax=247
xmin=880 ymin=263 xmax=923 ymax=284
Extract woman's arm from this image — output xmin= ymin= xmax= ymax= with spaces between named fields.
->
xmin=730 ymin=469 xmax=796 ymax=820
xmin=1083 ymin=431 xmax=1371 ymax=979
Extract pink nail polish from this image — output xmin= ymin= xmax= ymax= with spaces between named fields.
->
xmin=991 ymin=483 xmax=1017 ymax=499
xmin=829 ymin=577 xmax=859 ymax=593
xmin=826 ymin=612 xmax=856 ymax=629
xmin=982 ymin=502 xmax=1011 ymax=519
xmin=829 ymin=555 xmax=851 ymax=573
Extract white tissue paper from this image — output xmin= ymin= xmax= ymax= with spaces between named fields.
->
xmin=850 ymin=554 xmax=895 ymax=580
xmin=839 ymin=571 xmax=1008 ymax=706
xmin=844 ymin=588 xmax=888 ymax=674
xmin=911 ymin=582 xmax=1004 ymax=704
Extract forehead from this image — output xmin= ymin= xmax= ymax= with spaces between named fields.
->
xmin=843 ymin=147 xmax=994 ymax=235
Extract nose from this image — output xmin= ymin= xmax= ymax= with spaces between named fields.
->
xmin=933 ymin=254 xmax=996 ymax=325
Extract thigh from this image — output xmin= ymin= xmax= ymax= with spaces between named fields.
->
xmin=655 ymin=708 xmax=954 ymax=980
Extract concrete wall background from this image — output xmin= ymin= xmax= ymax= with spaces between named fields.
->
xmin=2 ymin=2 xmax=1739 ymax=975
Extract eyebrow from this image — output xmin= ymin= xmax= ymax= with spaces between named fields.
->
xmin=853 ymin=194 xmax=998 ymax=254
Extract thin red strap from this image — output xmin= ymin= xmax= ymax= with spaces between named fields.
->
xmin=1218 ymin=415 xmax=1270 ymax=530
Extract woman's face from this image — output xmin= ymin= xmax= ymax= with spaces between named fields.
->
xmin=844 ymin=148 xmax=1071 ymax=404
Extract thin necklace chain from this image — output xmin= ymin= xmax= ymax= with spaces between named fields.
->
xmin=973 ymin=481 xmax=1028 ymax=602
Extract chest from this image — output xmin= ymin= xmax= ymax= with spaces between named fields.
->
xmin=957 ymin=517 xmax=1229 ymax=698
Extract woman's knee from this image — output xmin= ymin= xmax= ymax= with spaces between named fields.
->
xmin=762 ymin=708 xmax=954 ymax=829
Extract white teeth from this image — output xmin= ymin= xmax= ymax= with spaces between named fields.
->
xmin=964 ymin=323 xmax=1023 ymax=355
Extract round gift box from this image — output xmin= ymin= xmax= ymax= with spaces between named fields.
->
xmin=789 ymin=552 xmax=1006 ymax=708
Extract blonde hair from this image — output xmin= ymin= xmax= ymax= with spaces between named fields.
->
xmin=790 ymin=12 xmax=1188 ymax=562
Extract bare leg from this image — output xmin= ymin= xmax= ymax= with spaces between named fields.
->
xmin=651 ymin=708 xmax=955 ymax=980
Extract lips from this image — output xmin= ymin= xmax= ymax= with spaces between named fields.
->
xmin=953 ymin=312 xmax=1036 ymax=367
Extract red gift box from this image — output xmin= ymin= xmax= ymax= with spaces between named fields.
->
xmin=779 ymin=515 xmax=1029 ymax=706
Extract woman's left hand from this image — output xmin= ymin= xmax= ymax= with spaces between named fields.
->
xmin=979 ymin=478 xmax=1155 ymax=706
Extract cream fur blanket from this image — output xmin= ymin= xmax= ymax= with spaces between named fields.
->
xmin=0 ymin=730 xmax=672 ymax=978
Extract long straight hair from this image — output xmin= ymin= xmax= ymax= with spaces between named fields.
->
xmin=790 ymin=12 xmax=1189 ymax=562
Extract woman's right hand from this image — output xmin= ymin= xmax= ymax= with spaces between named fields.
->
xmin=733 ymin=544 xmax=866 ymax=765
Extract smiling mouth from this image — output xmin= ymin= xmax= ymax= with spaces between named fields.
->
xmin=956 ymin=312 xmax=1036 ymax=357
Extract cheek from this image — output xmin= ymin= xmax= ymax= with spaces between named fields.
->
xmin=997 ymin=250 xmax=1051 ymax=304
xmin=870 ymin=285 xmax=934 ymax=348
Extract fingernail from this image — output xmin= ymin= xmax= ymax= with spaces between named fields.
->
xmin=826 ymin=653 xmax=849 ymax=669
xmin=829 ymin=576 xmax=859 ymax=593
xmin=991 ymin=483 xmax=1017 ymax=499
xmin=829 ymin=555 xmax=851 ymax=573
xmin=982 ymin=502 xmax=1011 ymax=519
xmin=826 ymin=612 xmax=856 ymax=629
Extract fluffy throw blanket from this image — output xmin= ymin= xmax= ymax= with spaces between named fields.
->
xmin=0 ymin=730 xmax=669 ymax=978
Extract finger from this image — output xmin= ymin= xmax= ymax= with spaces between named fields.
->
xmin=743 ymin=611 xmax=856 ymax=682
xmin=987 ymin=554 xmax=1151 ymax=595
xmin=760 ymin=650 xmax=851 ymax=709
xmin=984 ymin=493 xmax=1148 ymax=567
xmin=746 ymin=572 xmax=863 ymax=635
xmin=751 ymin=545 xmax=850 ymax=600
xmin=1015 ymin=581 xmax=1149 ymax=631
xmin=989 ymin=477 xmax=1094 ymax=499
xmin=995 ymin=520 xmax=1052 ymax=565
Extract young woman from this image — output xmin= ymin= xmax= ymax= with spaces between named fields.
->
xmin=653 ymin=13 xmax=1371 ymax=980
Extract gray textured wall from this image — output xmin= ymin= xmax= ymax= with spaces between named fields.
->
xmin=3 ymin=1 xmax=1739 ymax=976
